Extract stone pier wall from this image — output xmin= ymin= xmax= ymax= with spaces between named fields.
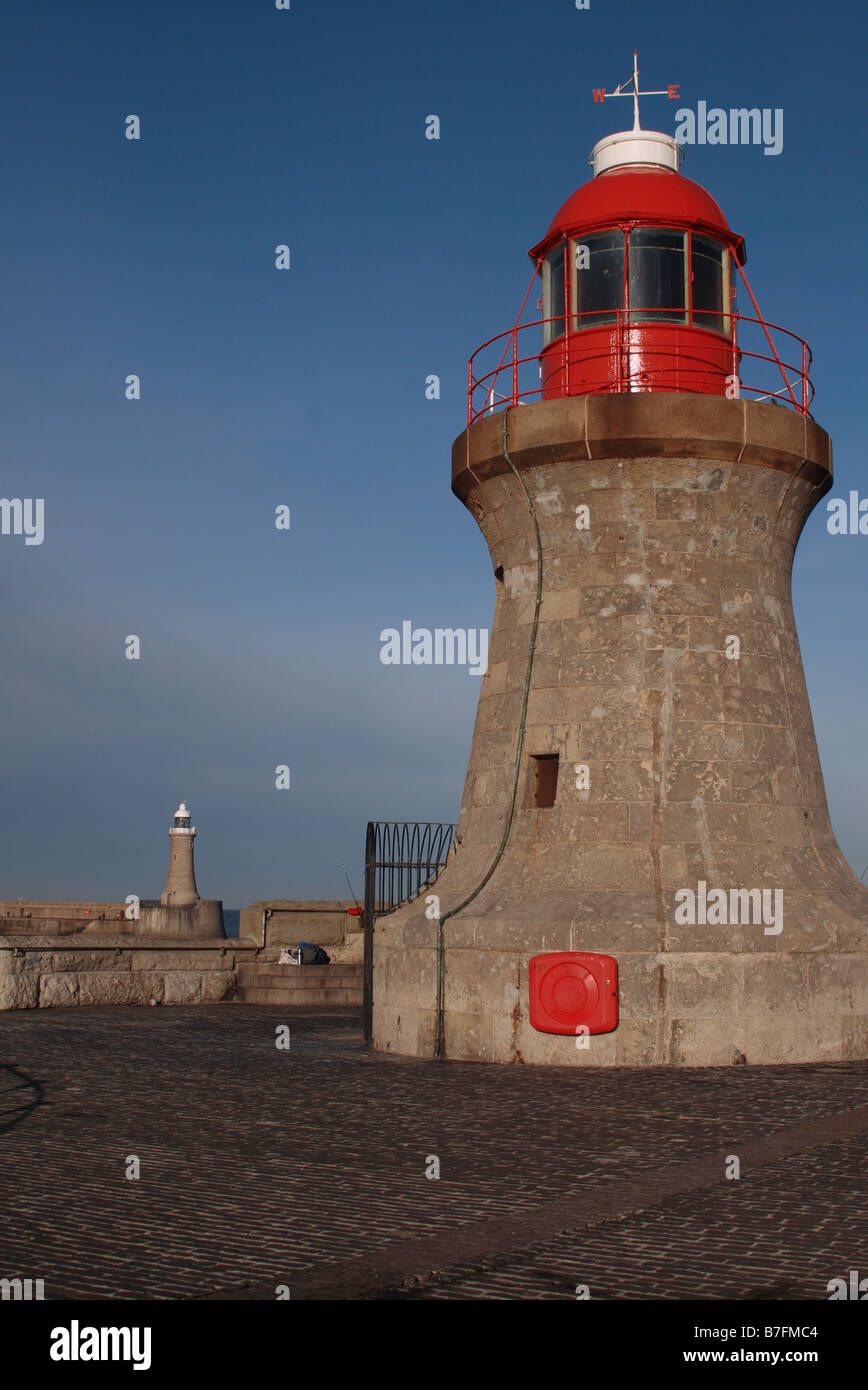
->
xmin=0 ymin=937 xmax=253 ymax=1010
xmin=240 ymin=900 xmax=363 ymax=959
xmin=0 ymin=899 xmax=225 ymax=938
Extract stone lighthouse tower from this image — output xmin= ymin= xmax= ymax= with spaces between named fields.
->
xmin=372 ymin=56 xmax=868 ymax=1066
xmin=161 ymin=801 xmax=200 ymax=908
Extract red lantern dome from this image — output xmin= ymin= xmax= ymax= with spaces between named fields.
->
xmin=467 ymin=56 xmax=812 ymax=423
xmin=533 ymin=164 xmax=741 ymax=255
xmin=529 ymin=122 xmax=747 ymax=402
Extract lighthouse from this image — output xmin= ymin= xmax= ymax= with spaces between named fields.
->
xmin=160 ymin=801 xmax=200 ymax=908
xmin=372 ymin=55 xmax=868 ymax=1066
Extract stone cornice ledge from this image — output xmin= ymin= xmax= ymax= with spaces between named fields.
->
xmin=452 ymin=394 xmax=833 ymax=500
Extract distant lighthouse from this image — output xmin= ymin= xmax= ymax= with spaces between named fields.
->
xmin=160 ymin=801 xmax=200 ymax=908
xmin=373 ymin=53 xmax=868 ymax=1066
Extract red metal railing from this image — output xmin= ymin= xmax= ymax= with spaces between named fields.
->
xmin=467 ymin=310 xmax=814 ymax=426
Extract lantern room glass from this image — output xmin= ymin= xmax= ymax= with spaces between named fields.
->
xmin=542 ymin=227 xmax=731 ymax=343
xmin=543 ymin=244 xmax=567 ymax=345
xmin=628 ymin=229 xmax=687 ymax=324
xmin=572 ymin=231 xmax=625 ymax=329
xmin=691 ymin=234 xmax=727 ymax=336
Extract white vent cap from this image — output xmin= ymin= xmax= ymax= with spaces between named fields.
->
xmin=590 ymin=129 xmax=683 ymax=177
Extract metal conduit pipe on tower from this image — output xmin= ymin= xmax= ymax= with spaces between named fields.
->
xmin=434 ymin=411 xmax=545 ymax=1058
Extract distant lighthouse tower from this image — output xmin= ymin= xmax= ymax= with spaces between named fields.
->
xmin=160 ymin=801 xmax=200 ymax=907
xmin=373 ymin=53 xmax=868 ymax=1066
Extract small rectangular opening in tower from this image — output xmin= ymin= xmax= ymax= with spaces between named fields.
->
xmin=531 ymin=754 xmax=559 ymax=808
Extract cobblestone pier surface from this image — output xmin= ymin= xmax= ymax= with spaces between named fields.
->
xmin=1 ymin=1006 xmax=866 ymax=1301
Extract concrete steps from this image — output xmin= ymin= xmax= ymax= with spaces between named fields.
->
xmin=235 ymin=962 xmax=362 ymax=1007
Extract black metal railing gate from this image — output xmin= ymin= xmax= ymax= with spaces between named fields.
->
xmin=363 ymin=820 xmax=455 ymax=1043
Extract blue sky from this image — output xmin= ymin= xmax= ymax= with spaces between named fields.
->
xmin=1 ymin=0 xmax=866 ymax=906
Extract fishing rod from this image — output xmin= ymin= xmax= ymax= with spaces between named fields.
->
xmin=342 ymin=866 xmax=362 ymax=914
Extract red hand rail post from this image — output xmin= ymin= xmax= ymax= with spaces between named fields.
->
xmin=736 ymin=263 xmax=797 ymax=409
xmin=801 ymin=340 xmax=808 ymax=416
xmin=561 ymin=326 xmax=566 ymax=402
xmin=512 ymin=327 xmax=518 ymax=407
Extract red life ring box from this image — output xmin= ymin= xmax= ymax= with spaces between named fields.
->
xmin=528 ymin=951 xmax=619 ymax=1035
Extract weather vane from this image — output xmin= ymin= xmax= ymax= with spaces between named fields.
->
xmin=592 ymin=50 xmax=679 ymax=130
